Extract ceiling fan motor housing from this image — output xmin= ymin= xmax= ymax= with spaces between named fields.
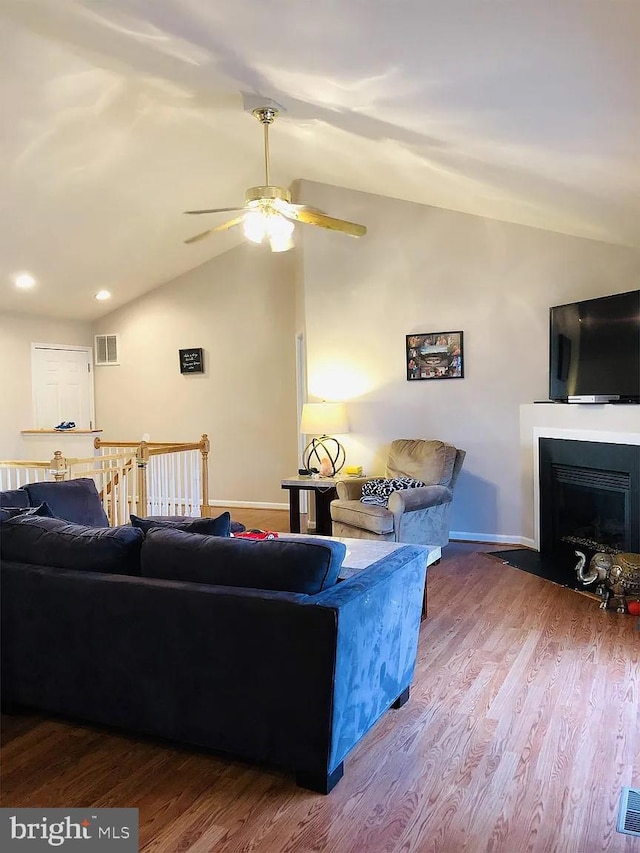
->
xmin=245 ymin=186 xmax=291 ymax=205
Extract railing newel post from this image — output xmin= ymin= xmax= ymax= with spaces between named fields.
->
xmin=136 ymin=440 xmax=149 ymax=517
xmin=200 ymin=434 xmax=210 ymax=517
xmin=51 ymin=451 xmax=67 ymax=482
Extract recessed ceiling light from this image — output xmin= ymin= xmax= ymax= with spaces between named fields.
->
xmin=14 ymin=272 xmax=36 ymax=289
xmin=95 ymin=290 xmax=111 ymax=301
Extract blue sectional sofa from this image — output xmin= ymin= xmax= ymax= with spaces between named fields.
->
xmin=0 ymin=480 xmax=428 ymax=793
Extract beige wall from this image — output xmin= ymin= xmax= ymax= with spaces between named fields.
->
xmin=3 ymin=186 xmax=639 ymax=538
xmin=92 ymin=243 xmax=298 ymax=506
xmin=0 ymin=312 xmax=93 ymax=460
xmin=297 ymin=180 xmax=640 ymax=542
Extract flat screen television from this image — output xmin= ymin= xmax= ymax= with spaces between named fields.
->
xmin=549 ymin=289 xmax=640 ymax=403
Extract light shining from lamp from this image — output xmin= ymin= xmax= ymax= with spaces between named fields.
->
xmin=300 ymin=402 xmax=349 ymax=476
xmin=310 ymin=362 xmax=376 ymax=400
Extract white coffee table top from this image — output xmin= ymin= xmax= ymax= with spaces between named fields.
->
xmin=279 ymin=533 xmax=440 ymax=577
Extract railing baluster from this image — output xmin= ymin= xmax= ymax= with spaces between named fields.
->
xmin=165 ymin=454 xmax=170 ymax=515
xmin=170 ymin=452 xmax=176 ymax=515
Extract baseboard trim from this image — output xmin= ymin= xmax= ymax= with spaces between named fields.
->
xmin=209 ymin=500 xmax=289 ymax=511
xmin=450 ymin=531 xmax=535 ymax=548
xmin=204 ymin=512 xmax=535 ymax=545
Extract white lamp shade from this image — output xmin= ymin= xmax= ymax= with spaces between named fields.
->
xmin=300 ymin=402 xmax=349 ymax=436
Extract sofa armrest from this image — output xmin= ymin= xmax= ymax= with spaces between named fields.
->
xmin=335 ymin=477 xmax=370 ymax=500
xmin=310 ymin=545 xmax=428 ymax=770
xmin=387 ymin=484 xmax=452 ymax=515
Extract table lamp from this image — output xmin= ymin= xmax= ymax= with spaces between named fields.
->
xmin=300 ymin=402 xmax=349 ymax=476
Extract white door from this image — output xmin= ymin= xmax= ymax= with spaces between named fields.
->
xmin=31 ymin=345 xmax=94 ymax=429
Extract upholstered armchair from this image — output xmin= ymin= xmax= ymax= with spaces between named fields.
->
xmin=330 ymin=439 xmax=465 ymax=547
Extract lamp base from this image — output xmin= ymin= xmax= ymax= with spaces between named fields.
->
xmin=302 ymin=436 xmax=346 ymax=477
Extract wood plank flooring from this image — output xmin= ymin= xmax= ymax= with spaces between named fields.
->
xmin=2 ymin=534 xmax=639 ymax=852
xmin=213 ymin=506 xmax=305 ymax=534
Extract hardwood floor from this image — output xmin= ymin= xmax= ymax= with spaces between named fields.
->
xmin=214 ymin=506 xmax=302 ymax=534
xmin=2 ymin=539 xmax=639 ymax=852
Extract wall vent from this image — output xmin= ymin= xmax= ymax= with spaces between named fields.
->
xmin=618 ymin=787 xmax=640 ymax=837
xmin=95 ymin=334 xmax=119 ymax=366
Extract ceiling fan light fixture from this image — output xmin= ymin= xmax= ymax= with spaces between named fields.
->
xmin=269 ymin=231 xmax=295 ymax=253
xmin=243 ymin=210 xmax=268 ymax=244
xmin=266 ymin=211 xmax=294 ymax=253
xmin=243 ymin=207 xmax=294 ymax=251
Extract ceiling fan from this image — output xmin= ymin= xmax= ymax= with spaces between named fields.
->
xmin=183 ymin=107 xmax=367 ymax=252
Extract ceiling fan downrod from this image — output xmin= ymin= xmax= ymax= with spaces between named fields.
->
xmin=252 ymin=107 xmax=279 ymax=187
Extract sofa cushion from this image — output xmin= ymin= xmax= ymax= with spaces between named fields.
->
xmin=0 ymin=502 xmax=54 ymax=524
xmin=0 ymin=488 xmax=30 ymax=509
xmin=131 ymin=514 xmax=245 ymax=534
xmin=22 ymin=478 xmax=109 ymax=527
xmin=386 ymin=439 xmax=456 ymax=486
xmin=130 ymin=512 xmax=231 ymax=537
xmin=0 ymin=515 xmax=144 ymax=575
xmin=141 ymin=528 xmax=346 ymax=594
xmin=330 ymin=499 xmax=395 ymax=535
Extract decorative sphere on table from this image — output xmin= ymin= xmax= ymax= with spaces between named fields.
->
xmin=302 ymin=436 xmax=346 ymax=476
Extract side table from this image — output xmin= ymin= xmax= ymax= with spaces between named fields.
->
xmin=280 ymin=475 xmax=342 ymax=536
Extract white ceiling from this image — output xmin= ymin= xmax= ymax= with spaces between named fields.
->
xmin=1 ymin=0 xmax=639 ymax=320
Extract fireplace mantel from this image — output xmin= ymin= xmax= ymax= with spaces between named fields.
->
xmin=519 ymin=403 xmax=640 ymax=548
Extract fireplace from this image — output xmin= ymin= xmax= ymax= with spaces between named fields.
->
xmin=539 ymin=438 xmax=640 ymax=584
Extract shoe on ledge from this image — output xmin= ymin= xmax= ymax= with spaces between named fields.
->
xmin=54 ymin=422 xmax=76 ymax=431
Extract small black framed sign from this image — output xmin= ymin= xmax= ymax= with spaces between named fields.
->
xmin=406 ymin=331 xmax=464 ymax=380
xmin=179 ymin=347 xmax=204 ymax=374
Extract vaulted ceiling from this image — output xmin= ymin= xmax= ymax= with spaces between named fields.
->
xmin=2 ymin=0 xmax=638 ymax=319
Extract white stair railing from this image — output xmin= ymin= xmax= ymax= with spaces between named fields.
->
xmin=0 ymin=435 xmax=210 ymax=524
xmin=94 ymin=435 xmax=209 ymax=519
xmin=0 ymin=461 xmax=53 ymax=491
xmin=146 ymin=448 xmax=202 ymax=516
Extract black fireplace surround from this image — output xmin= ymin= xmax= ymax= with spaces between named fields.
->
xmin=539 ymin=438 xmax=639 ymax=583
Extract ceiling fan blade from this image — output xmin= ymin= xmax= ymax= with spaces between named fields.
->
xmin=272 ymin=199 xmax=317 ymax=214
xmin=184 ymin=229 xmax=215 ymax=244
xmin=184 ymin=207 xmax=245 ymax=215
xmin=281 ymin=208 xmax=366 ymax=238
xmin=212 ymin=215 xmax=246 ymax=232
xmin=184 ymin=215 xmax=246 ymax=244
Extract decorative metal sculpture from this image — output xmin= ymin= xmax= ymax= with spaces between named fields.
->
xmin=302 ymin=436 xmax=346 ymax=477
xmin=574 ymin=550 xmax=640 ymax=613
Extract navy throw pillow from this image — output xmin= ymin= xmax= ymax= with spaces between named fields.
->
xmin=1 ymin=515 xmax=144 ymax=575
xmin=0 ymin=488 xmax=30 ymax=509
xmin=0 ymin=502 xmax=54 ymax=524
xmin=22 ymin=478 xmax=109 ymax=527
xmin=140 ymin=528 xmax=346 ymax=594
xmin=130 ymin=512 xmax=231 ymax=537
